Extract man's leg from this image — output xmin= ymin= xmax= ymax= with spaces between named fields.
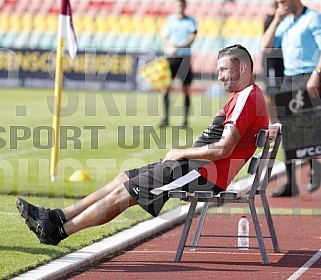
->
xmin=307 ymin=159 xmax=321 ymax=192
xmin=62 ymin=172 xmax=131 ymax=221
xmin=182 ymin=84 xmax=190 ymax=127
xmin=266 ymin=96 xmax=278 ymax=124
xmin=270 ymin=161 xmax=299 ymax=197
xmin=17 ymin=172 xmax=137 ymax=245
xmin=160 ymin=57 xmax=176 ymax=127
xmin=63 ymin=176 xmax=137 ymax=235
xmin=160 ymin=88 xmax=170 ymax=127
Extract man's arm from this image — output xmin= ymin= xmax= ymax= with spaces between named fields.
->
xmin=306 ymin=57 xmax=321 ymax=98
xmin=163 ymin=34 xmax=177 ymax=56
xmin=163 ymin=34 xmax=175 ymax=48
xmin=163 ymin=32 xmax=196 ymax=56
xmin=306 ymin=14 xmax=321 ymax=98
xmin=177 ymin=32 xmax=197 ymax=48
xmin=262 ymin=6 xmax=289 ymax=51
xmin=262 ymin=18 xmax=280 ymax=50
xmin=163 ymin=124 xmax=241 ymax=162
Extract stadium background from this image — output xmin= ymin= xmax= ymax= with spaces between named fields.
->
xmin=1 ymin=0 xmax=320 ymax=92
xmin=1 ymin=1 xmax=321 ymax=278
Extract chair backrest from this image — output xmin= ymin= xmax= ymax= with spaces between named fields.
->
xmin=247 ymin=123 xmax=282 ymax=198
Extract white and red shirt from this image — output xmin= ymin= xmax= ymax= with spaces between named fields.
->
xmin=198 ymin=84 xmax=269 ymax=190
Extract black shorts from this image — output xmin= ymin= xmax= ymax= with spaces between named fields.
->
xmin=262 ymin=49 xmax=284 ymax=96
xmin=167 ymin=56 xmax=193 ymax=86
xmin=281 ymin=73 xmax=311 ymax=93
xmin=124 ymin=159 xmax=223 ymax=217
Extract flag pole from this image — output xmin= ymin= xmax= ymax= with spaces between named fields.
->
xmin=50 ymin=0 xmax=66 ymax=182
xmin=50 ymin=0 xmax=77 ymax=181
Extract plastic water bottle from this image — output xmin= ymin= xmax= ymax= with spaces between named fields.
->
xmin=238 ymin=215 xmax=249 ymax=250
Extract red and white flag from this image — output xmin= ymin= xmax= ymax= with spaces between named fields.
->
xmin=59 ymin=0 xmax=77 ymax=59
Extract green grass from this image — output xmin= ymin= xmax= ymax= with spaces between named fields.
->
xmin=0 ymin=88 xmax=232 ymax=279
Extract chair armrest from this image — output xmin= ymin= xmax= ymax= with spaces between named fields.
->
xmin=216 ymin=191 xmax=240 ymax=200
xmin=168 ymin=191 xmax=188 ymax=199
xmin=193 ymin=191 xmax=214 ymax=199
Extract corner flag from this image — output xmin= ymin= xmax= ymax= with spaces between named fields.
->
xmin=50 ymin=0 xmax=77 ymax=181
xmin=63 ymin=0 xmax=77 ymax=59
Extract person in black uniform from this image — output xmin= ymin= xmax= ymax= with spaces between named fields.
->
xmin=262 ymin=1 xmax=284 ymax=124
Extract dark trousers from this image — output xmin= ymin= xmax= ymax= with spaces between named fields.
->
xmin=281 ymin=73 xmax=313 ymax=189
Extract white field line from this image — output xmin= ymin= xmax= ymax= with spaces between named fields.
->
xmin=1 ymin=147 xmax=39 ymax=159
xmin=287 ymin=249 xmax=321 ymax=280
xmin=0 ymin=212 xmax=17 ymax=215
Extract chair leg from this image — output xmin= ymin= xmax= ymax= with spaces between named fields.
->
xmin=191 ymin=202 xmax=209 ymax=251
xmin=260 ymin=192 xmax=280 ymax=252
xmin=174 ymin=199 xmax=197 ymax=262
xmin=249 ymin=200 xmax=269 ymax=265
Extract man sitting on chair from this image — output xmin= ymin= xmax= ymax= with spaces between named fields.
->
xmin=16 ymin=45 xmax=269 ymax=246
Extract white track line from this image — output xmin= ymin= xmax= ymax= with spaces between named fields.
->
xmin=287 ymin=249 xmax=321 ymax=280
xmin=128 ymin=250 xmax=316 ymax=257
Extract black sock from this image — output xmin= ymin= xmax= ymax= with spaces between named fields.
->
xmin=49 ymin=209 xmax=67 ymax=226
xmin=285 ymin=162 xmax=297 ymax=190
xmin=164 ymin=94 xmax=169 ymax=121
xmin=51 ymin=225 xmax=69 ymax=242
xmin=59 ymin=225 xmax=69 ymax=239
xmin=184 ymin=95 xmax=190 ymax=122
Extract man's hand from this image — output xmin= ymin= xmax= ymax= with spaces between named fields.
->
xmin=306 ymin=73 xmax=320 ymax=98
xmin=274 ymin=5 xmax=291 ymax=23
xmin=164 ymin=46 xmax=178 ymax=56
xmin=163 ymin=148 xmax=185 ymax=162
xmin=163 ymin=124 xmax=241 ymax=163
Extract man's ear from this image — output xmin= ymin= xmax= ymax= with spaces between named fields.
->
xmin=240 ymin=61 xmax=247 ymax=74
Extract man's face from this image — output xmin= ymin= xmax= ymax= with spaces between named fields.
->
xmin=276 ymin=0 xmax=294 ymax=14
xmin=174 ymin=1 xmax=186 ymax=17
xmin=217 ymin=56 xmax=241 ymax=93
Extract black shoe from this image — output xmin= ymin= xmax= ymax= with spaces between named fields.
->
xmin=16 ymin=198 xmax=63 ymax=245
xmin=182 ymin=119 xmax=188 ymax=127
xmin=307 ymin=161 xmax=321 ymax=192
xmin=307 ymin=182 xmax=321 ymax=193
xmin=159 ymin=119 xmax=169 ymax=127
xmin=270 ymin=184 xmax=299 ymax=197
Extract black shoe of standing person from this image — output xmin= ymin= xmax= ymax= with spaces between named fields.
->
xmin=159 ymin=118 xmax=169 ymax=127
xmin=307 ymin=160 xmax=321 ymax=192
xmin=270 ymin=184 xmax=299 ymax=197
xmin=16 ymin=198 xmax=68 ymax=245
xmin=182 ymin=119 xmax=188 ymax=127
